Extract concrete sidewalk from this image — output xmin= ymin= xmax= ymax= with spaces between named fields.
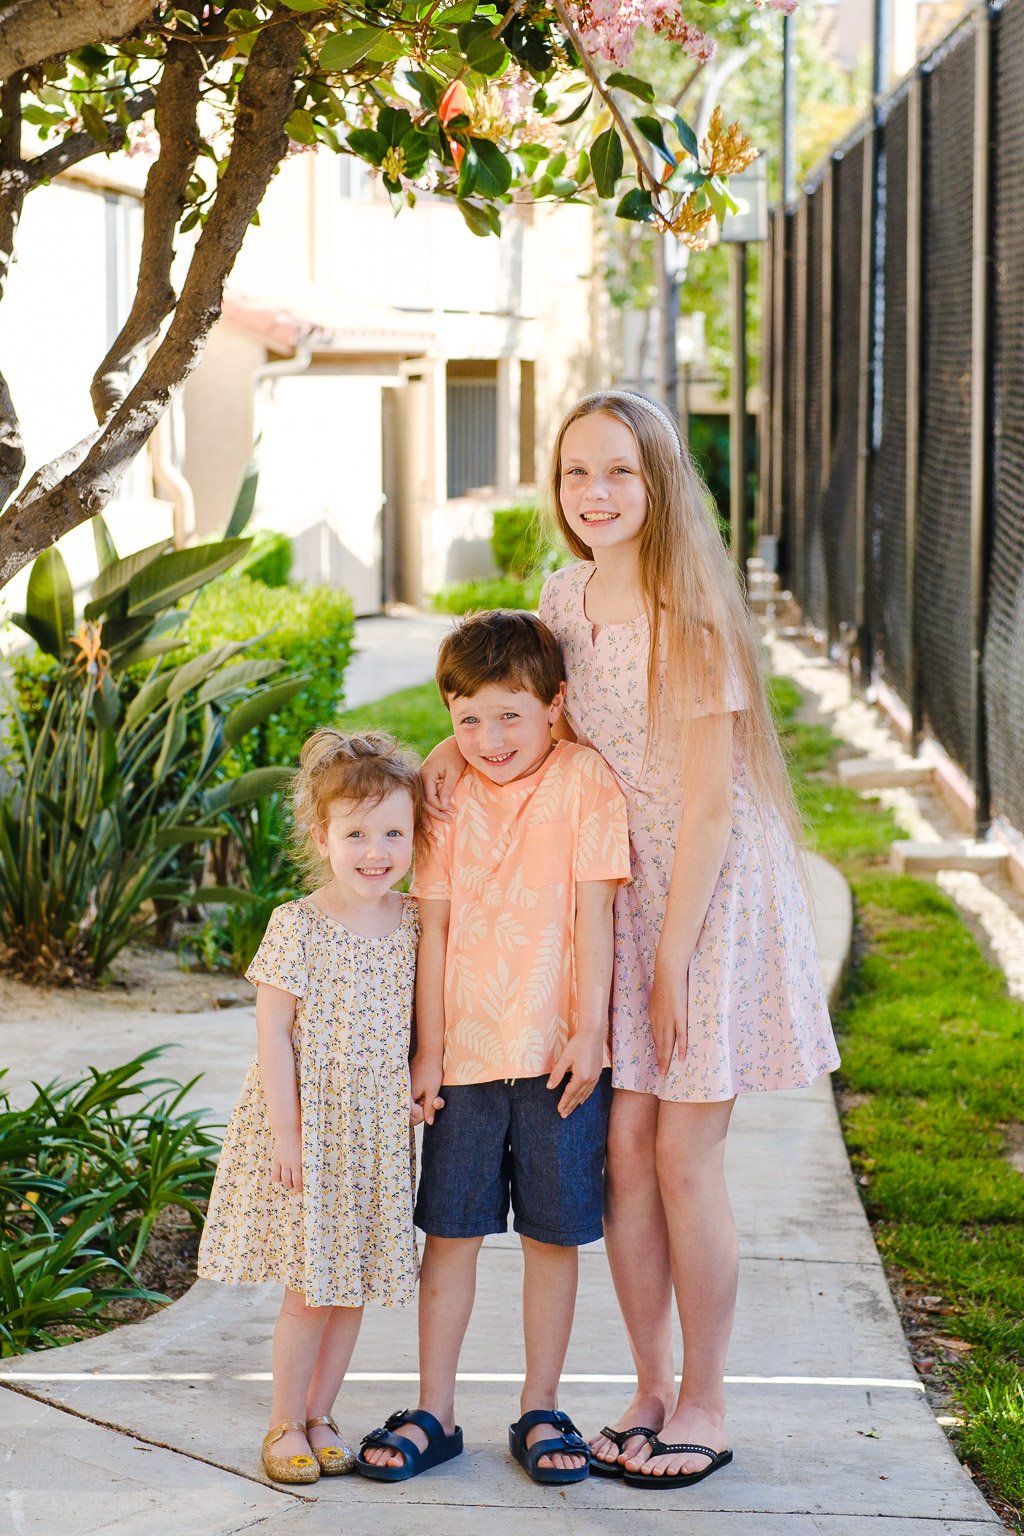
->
xmin=0 ymin=856 xmax=1002 ymax=1534
xmin=0 ymin=617 xmax=1003 ymax=1534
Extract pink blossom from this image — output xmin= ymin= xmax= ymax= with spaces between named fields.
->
xmin=566 ymin=0 xmax=718 ymax=66
xmin=767 ymin=0 xmax=798 ymax=12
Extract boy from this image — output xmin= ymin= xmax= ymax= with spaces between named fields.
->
xmin=357 ymin=609 xmax=630 ymax=1485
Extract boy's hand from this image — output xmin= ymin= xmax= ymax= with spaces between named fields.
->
xmin=271 ymin=1130 xmax=303 ymax=1192
xmin=410 ymin=1055 xmax=445 ymax=1125
xmin=548 ymin=1029 xmax=604 ymax=1117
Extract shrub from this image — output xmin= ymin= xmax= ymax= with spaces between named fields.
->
xmin=179 ymin=575 xmax=355 ymax=770
xmin=491 ymin=503 xmax=546 ymax=577
xmin=0 ymin=1049 xmax=219 ymax=1355
xmin=0 ymin=529 xmax=302 ymax=981
xmin=238 ymin=529 xmax=293 ymax=588
xmin=428 ymin=572 xmax=545 ymax=615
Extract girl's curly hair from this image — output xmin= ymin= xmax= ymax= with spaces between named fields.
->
xmin=292 ymin=728 xmax=428 ymax=889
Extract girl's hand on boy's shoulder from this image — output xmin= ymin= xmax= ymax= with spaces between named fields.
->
xmin=650 ymin=966 xmax=688 ymax=1075
xmin=549 ymin=1029 xmax=604 ymax=1118
xmin=271 ymin=1130 xmax=303 ymax=1193
xmin=421 ymin=736 xmax=467 ymax=821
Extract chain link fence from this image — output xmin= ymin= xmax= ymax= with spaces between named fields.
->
xmin=764 ymin=0 xmax=1024 ymax=835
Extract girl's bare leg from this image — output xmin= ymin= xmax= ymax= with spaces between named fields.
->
xmin=589 ymin=1088 xmax=677 ymax=1469
xmin=361 ymin=1234 xmax=483 ymax=1468
xmin=629 ymin=1097 xmax=737 ymax=1478
xmin=270 ymin=1288 xmax=333 ymax=1460
xmin=305 ymin=1304 xmax=364 ymax=1453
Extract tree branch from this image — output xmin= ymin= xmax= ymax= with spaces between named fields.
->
xmin=0 ymin=12 xmax=304 ymax=588
xmin=91 ymin=34 xmax=203 ymax=419
xmin=24 ymin=86 xmax=156 ymax=187
xmin=0 ymin=0 xmax=156 ymax=79
xmin=549 ymin=0 xmax=660 ymax=194
xmin=0 ymin=73 xmax=26 ymax=507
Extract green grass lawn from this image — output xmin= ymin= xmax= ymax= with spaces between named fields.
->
xmin=340 ymin=676 xmax=1024 ymax=1525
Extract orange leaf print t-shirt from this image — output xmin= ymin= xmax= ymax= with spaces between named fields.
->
xmin=412 ymin=740 xmax=631 ymax=1086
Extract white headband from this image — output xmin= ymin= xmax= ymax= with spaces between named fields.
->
xmin=578 ymin=390 xmax=682 ymax=449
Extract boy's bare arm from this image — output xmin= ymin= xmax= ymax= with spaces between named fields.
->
xmin=548 ymin=878 xmax=617 ymax=1117
xmin=411 ymin=897 xmax=450 ymax=1125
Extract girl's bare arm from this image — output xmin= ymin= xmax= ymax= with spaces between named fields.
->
xmin=421 ymin=736 xmax=466 ymax=816
xmin=255 ymin=982 xmax=303 ymax=1191
xmin=651 ymin=711 xmax=735 ymax=1074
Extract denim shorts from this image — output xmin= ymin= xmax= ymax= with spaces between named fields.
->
xmin=414 ymin=1069 xmax=611 ymax=1247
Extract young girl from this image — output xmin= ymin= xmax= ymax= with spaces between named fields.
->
xmin=197 ymin=729 xmax=427 ymax=1484
xmin=423 ymin=390 xmax=839 ymax=1491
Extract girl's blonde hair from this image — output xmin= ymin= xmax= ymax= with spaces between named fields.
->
xmin=292 ymin=728 xmax=428 ymax=889
xmin=548 ymin=390 xmax=800 ymax=840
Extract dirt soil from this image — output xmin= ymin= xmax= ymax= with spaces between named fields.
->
xmin=0 ymin=943 xmax=252 ymax=1022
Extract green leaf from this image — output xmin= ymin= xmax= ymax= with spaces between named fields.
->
xmin=223 ymin=676 xmax=309 ymax=747
xmin=203 ymin=767 xmax=294 ymax=814
xmin=377 ymin=105 xmax=413 ymax=148
xmin=456 ymin=198 xmax=500 ymax=237
xmin=86 ymin=538 xmax=173 ymax=620
xmin=149 ymin=880 xmax=192 ymax=901
xmin=366 ymin=31 xmax=408 ymax=62
xmin=196 ymin=886 xmax=262 ymax=906
xmin=634 ymin=114 xmax=674 ymax=168
xmin=153 ymin=702 xmax=186 ymax=782
xmin=115 ymin=638 xmax=185 ymax=671
xmin=285 ymin=109 xmax=316 ymax=144
xmin=347 ymin=127 xmax=387 ymax=165
xmin=278 ymin=0 xmax=327 ymax=9
xmin=470 ymin=137 xmax=511 ymax=197
xmin=225 ymin=7 xmax=260 ymax=29
xmin=672 ymin=111 xmax=700 ymax=161
xmin=167 ymin=644 xmax=244 ymax=705
xmin=154 ymin=826 xmax=224 ymax=848
xmin=591 ymin=126 xmax=623 ymax=198
xmin=91 ymin=514 xmax=118 ymax=572
xmin=456 ymin=142 xmax=479 ymax=197
xmin=403 ymin=70 xmax=440 ymax=111
xmin=616 ymin=187 xmax=656 ymax=223
xmin=556 ymin=87 xmax=592 ymax=125
xmin=195 ymin=657 xmax=283 ymax=705
xmin=26 ymin=547 xmax=74 ymax=660
xmin=124 ymin=673 xmax=175 ymax=731
xmin=224 ymin=459 xmax=259 ymax=539
xmin=92 ymin=673 xmax=121 ymax=732
xmin=319 ymin=27 xmax=380 ymax=71
xmin=125 ymin=540 xmax=251 ymax=617
xmin=665 ymin=165 xmax=708 ymax=195
xmin=605 ymin=71 xmax=655 ymax=103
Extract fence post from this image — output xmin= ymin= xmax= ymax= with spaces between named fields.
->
xmin=756 ymin=234 xmax=773 ymax=541
xmin=820 ymin=161 xmax=834 ymax=514
xmin=855 ymin=127 xmax=876 ymax=684
xmin=771 ymin=205 xmax=786 ymax=543
xmin=970 ymin=1 xmax=993 ymax=833
xmin=793 ymin=200 xmax=808 ymax=611
xmin=905 ymin=70 xmax=923 ymax=748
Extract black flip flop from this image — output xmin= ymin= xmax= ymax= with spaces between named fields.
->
xmin=509 ymin=1409 xmax=591 ymax=1485
xmin=589 ymin=1424 xmax=658 ymax=1478
xmin=355 ymin=1407 xmax=463 ymax=1482
xmin=623 ymin=1439 xmax=733 ymax=1489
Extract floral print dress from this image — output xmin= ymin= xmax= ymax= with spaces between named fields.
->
xmin=197 ymin=895 xmax=419 ymax=1308
xmin=539 ymin=562 xmax=839 ymax=1104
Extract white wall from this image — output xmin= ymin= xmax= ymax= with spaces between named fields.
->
xmin=0 ymin=177 xmax=173 ymax=634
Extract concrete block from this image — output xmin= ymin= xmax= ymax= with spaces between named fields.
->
xmin=838 ymin=757 xmax=934 ymax=791
xmin=890 ymin=840 xmax=1008 ymax=876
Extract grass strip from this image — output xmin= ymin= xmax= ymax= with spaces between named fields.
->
xmin=339 ymin=677 xmax=1024 ymax=1525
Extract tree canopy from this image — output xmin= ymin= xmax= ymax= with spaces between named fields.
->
xmin=0 ymin=0 xmax=766 ymax=589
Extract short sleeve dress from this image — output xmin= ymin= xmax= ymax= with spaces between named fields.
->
xmin=539 ymin=562 xmax=839 ymax=1105
xmin=197 ymin=895 xmax=420 ymax=1308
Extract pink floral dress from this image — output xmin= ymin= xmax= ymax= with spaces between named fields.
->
xmin=539 ymin=562 xmax=839 ymax=1104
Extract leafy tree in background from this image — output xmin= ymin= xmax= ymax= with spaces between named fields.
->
xmin=0 ymin=0 xmax=774 ymax=590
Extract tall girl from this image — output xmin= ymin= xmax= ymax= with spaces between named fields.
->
xmin=198 ymin=730 xmax=426 ymax=1484
xmin=423 ymin=390 xmax=838 ymax=1490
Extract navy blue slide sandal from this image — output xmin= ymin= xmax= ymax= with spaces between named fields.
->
xmin=622 ymin=1440 xmax=733 ymax=1489
xmin=355 ymin=1408 xmax=463 ymax=1482
xmin=508 ymin=1409 xmax=591 ymax=1485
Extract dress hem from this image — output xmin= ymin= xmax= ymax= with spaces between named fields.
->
xmin=611 ymin=1056 xmax=841 ymax=1105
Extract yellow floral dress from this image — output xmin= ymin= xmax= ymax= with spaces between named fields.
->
xmin=197 ymin=895 xmax=420 ymax=1308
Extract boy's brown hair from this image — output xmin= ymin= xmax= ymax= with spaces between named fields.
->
xmin=292 ymin=728 xmax=428 ymax=886
xmin=435 ymin=609 xmax=565 ymax=707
